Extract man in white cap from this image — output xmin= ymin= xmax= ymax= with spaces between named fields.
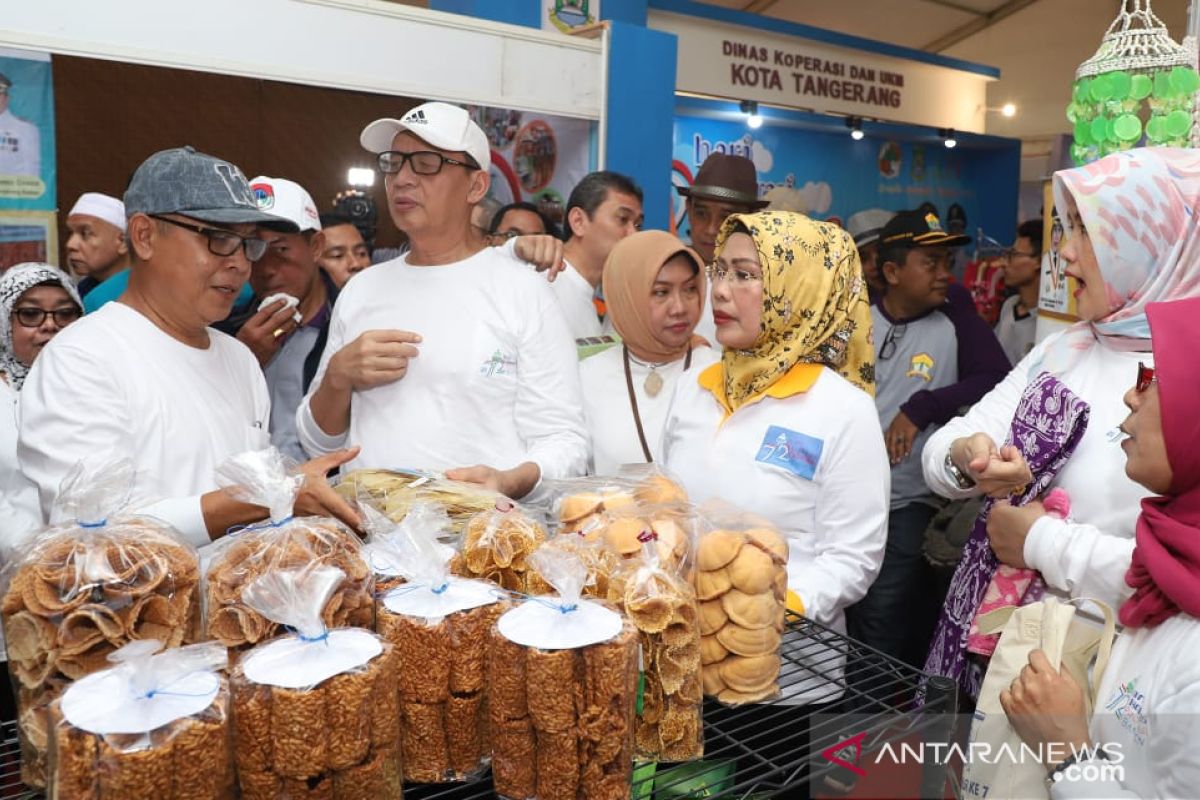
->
xmin=20 ymin=146 xmax=359 ymax=545
xmin=65 ymin=192 xmax=130 ymax=297
xmin=0 ymin=72 xmax=39 ymax=178
xmin=228 ymin=175 xmax=336 ymax=463
xmin=297 ymin=102 xmax=587 ymax=499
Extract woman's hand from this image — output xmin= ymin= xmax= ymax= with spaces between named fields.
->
xmin=951 ymin=434 xmax=1034 ymax=497
xmin=986 ymin=499 xmax=1046 ymax=569
xmin=1000 ymin=650 xmax=1091 ymax=767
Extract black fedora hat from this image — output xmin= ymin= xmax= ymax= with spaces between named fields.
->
xmin=676 ymin=153 xmax=768 ymax=210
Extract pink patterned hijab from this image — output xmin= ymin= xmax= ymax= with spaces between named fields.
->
xmin=1043 ymin=148 xmax=1200 ymax=372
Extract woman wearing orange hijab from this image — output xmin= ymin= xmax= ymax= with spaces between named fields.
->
xmin=578 ymin=230 xmax=715 ymax=475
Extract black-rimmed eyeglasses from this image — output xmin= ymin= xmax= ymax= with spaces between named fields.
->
xmin=879 ymin=323 xmax=907 ymax=360
xmin=150 ymin=215 xmax=268 ymax=261
xmin=376 ymin=150 xmax=478 ymax=176
xmin=12 ymin=306 xmax=82 ymax=328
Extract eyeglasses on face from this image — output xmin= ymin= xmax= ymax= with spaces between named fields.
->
xmin=150 ymin=215 xmax=268 ymax=261
xmin=1136 ymin=362 xmax=1156 ymax=393
xmin=1004 ymin=248 xmax=1038 ymax=261
xmin=12 ymin=306 xmax=82 ymax=328
xmin=705 ymin=264 xmax=762 ymax=286
xmin=879 ymin=323 xmax=907 ymax=361
xmin=376 ymin=150 xmax=478 ymax=176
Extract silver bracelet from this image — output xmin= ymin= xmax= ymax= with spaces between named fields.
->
xmin=944 ymin=451 xmax=976 ymax=490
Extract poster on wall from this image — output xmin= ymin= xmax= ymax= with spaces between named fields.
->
xmin=542 ymin=0 xmax=600 ymax=34
xmin=0 ymin=47 xmax=56 ymax=214
xmin=672 ymin=115 xmax=988 ymax=242
xmin=469 ymin=105 xmax=595 ymax=231
xmin=1037 ymin=180 xmax=1077 ymax=321
xmin=0 ymin=211 xmax=58 ymax=271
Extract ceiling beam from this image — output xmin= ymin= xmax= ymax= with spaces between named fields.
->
xmin=922 ymin=0 xmax=987 ymax=14
xmin=923 ymin=0 xmax=1043 ymax=52
xmin=741 ymin=0 xmax=780 ymax=13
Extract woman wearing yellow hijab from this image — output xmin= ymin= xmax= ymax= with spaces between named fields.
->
xmin=579 ymin=230 xmax=716 ymax=474
xmin=663 ymin=211 xmax=889 ymax=712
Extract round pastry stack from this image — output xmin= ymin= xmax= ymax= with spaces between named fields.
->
xmin=231 ymin=641 xmax=401 ymax=800
xmin=449 ymin=505 xmax=547 ymax=593
xmin=204 ymin=519 xmax=374 ymax=649
xmin=0 ymin=521 xmax=201 ymax=789
xmin=696 ymin=527 xmax=789 ymax=704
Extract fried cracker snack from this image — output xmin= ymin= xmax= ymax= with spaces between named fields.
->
xmin=696 ymin=510 xmax=788 ymax=707
xmin=452 ymin=503 xmax=547 ymax=593
xmin=46 ymin=641 xmax=232 ymax=800
xmin=335 ymin=468 xmax=504 ymax=533
xmin=2 ymin=460 xmax=201 ymax=789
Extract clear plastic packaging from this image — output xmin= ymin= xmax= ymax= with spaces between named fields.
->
xmin=694 ymin=502 xmax=789 ymax=706
xmin=47 ymin=640 xmax=232 ymax=799
xmin=0 ymin=459 xmax=201 ymax=789
xmin=371 ymin=500 xmax=507 ymax=783
xmin=489 ymin=547 xmax=638 ymax=800
xmin=204 ymin=449 xmax=373 ymax=649
xmin=361 ymin=501 xmax=455 ymax=596
xmin=230 ymin=565 xmax=401 ymax=800
xmin=452 ymin=501 xmax=548 ymax=592
xmin=335 ymin=468 xmax=504 ymax=534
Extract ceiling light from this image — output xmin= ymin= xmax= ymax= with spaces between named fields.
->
xmin=347 ymin=167 xmax=375 ymax=187
xmin=740 ymin=100 xmax=763 ymax=129
xmin=1001 ymin=102 xmax=1017 ymax=117
xmin=846 ymin=116 xmax=864 ymax=140
xmin=939 ymin=128 xmax=958 ymax=149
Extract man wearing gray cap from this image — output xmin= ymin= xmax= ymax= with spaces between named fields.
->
xmin=19 ymin=146 xmax=360 ymax=545
xmin=0 ymin=72 xmax=40 ymax=178
xmin=845 ymin=208 xmax=895 ymax=299
xmin=298 ymin=102 xmax=587 ymax=499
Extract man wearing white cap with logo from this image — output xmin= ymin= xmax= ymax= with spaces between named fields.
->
xmin=65 ymin=192 xmax=130 ymax=297
xmin=298 ymin=102 xmax=588 ymax=499
xmin=229 ymin=175 xmax=335 ymax=463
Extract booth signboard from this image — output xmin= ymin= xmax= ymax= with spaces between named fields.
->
xmin=0 ymin=47 xmax=55 ymax=212
xmin=672 ymin=115 xmax=989 ymax=239
xmin=471 ymin=105 xmax=595 ymax=228
xmin=650 ymin=10 xmax=992 ymax=133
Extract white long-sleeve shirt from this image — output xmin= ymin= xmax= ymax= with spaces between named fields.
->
xmin=663 ymin=364 xmax=889 ymax=704
xmin=18 ymin=302 xmax=271 ymax=547
xmin=0 ymin=378 xmax=40 ymax=554
xmin=1050 ymin=614 xmax=1200 ymax=799
xmin=296 ymin=244 xmax=588 ymax=494
xmin=548 ymin=260 xmax=603 ymax=342
xmin=921 ymin=333 xmax=1150 ymax=610
xmin=579 ymin=344 xmax=717 ymax=475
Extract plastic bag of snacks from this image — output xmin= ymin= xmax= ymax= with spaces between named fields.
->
xmin=607 ymin=535 xmax=703 ymax=762
xmin=335 ymin=468 xmax=503 ymax=534
xmin=360 ymin=501 xmax=455 ymax=596
xmin=451 ymin=501 xmax=547 ymax=592
xmin=231 ymin=565 xmax=401 ymax=800
xmin=47 ymin=639 xmax=231 ymax=799
xmin=204 ymin=449 xmax=373 ymax=649
xmin=694 ymin=504 xmax=789 ymax=705
xmin=1 ymin=459 xmax=201 ymax=789
xmin=370 ymin=499 xmax=506 ymax=782
xmin=489 ymin=546 xmax=638 ymax=800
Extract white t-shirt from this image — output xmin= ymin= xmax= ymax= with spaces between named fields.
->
xmin=663 ymin=365 xmax=889 ymax=704
xmin=0 ymin=378 xmax=41 ymax=553
xmin=1051 ymin=614 xmax=1200 ymax=799
xmin=18 ymin=302 xmax=270 ymax=547
xmin=579 ymin=344 xmax=716 ymax=475
xmin=921 ymin=332 xmax=1150 ymax=612
xmin=296 ymin=244 xmax=588 ymax=494
xmin=548 ymin=260 xmax=603 ymax=342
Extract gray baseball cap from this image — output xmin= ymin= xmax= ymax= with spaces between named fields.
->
xmin=123 ymin=146 xmax=298 ymax=232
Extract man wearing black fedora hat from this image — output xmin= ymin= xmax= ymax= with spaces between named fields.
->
xmin=676 ymin=153 xmax=766 ymax=343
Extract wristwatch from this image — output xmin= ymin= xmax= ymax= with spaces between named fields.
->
xmin=1046 ymin=747 xmax=1108 ymax=787
xmin=944 ymin=451 xmax=976 ymax=490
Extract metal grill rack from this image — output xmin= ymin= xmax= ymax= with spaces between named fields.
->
xmin=0 ymin=613 xmax=959 ymax=799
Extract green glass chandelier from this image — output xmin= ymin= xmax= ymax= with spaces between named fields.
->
xmin=1066 ymin=0 xmax=1199 ymax=165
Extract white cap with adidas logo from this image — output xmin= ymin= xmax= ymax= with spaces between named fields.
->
xmin=359 ymin=101 xmax=491 ymax=171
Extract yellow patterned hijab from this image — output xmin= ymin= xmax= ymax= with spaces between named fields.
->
xmin=711 ymin=211 xmax=875 ymax=413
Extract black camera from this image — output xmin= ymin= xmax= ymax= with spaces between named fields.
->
xmin=334 ymin=190 xmax=378 ymax=247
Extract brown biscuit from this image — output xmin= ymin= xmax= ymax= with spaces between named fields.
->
xmin=231 ymin=676 xmax=273 ymax=774
xmin=491 ymin=717 xmax=536 ymax=799
xmin=444 ymin=692 xmax=485 ymax=777
xmin=488 ymin=632 xmax=528 ymax=724
xmin=48 ymin=706 xmax=98 ymax=800
xmin=448 ymin=602 xmax=503 ymax=695
xmin=96 ymin=734 xmax=173 ymax=799
xmin=236 ymin=770 xmax=279 ymax=800
xmin=536 ymin=731 xmax=580 ymax=800
xmin=325 ymin=664 xmax=373 ymax=770
xmin=331 ymin=746 xmax=398 ymax=800
xmin=526 ymin=648 xmax=579 ymax=733
xmin=400 ymin=702 xmax=450 ymax=783
xmin=281 ymin=772 xmax=334 ymax=799
xmin=382 ymin=612 xmax=451 ymax=703
xmin=271 ymin=684 xmax=328 ymax=779
xmin=369 ymin=645 xmax=401 ymax=752
xmin=170 ymin=693 xmax=232 ymax=800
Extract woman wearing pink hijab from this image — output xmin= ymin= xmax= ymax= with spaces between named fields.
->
xmin=1000 ymin=296 xmax=1200 ymax=798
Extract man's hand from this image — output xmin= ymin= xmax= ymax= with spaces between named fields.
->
xmin=326 ymin=330 xmax=422 ymax=392
xmin=986 ymin=499 xmax=1046 ymax=569
xmin=446 ymin=462 xmax=540 ymax=500
xmin=951 ymin=433 xmax=1033 ymax=497
xmin=295 ymin=448 xmax=363 ymax=532
xmin=884 ymin=411 xmax=920 ymax=465
xmin=237 ymin=299 xmax=301 ymax=367
xmin=1000 ymin=650 xmax=1091 ymax=767
xmin=514 ymin=235 xmax=565 ymax=281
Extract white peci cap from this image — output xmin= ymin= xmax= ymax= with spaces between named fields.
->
xmin=68 ymin=193 xmax=126 ymax=232
xmin=359 ymin=101 xmax=490 ymax=170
